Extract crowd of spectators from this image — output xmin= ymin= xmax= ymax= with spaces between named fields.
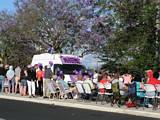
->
xmin=0 ymin=61 xmax=160 ymax=109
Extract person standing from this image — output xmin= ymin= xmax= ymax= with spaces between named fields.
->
xmin=14 ymin=65 xmax=21 ymax=94
xmin=93 ymin=70 xmax=98 ymax=84
xmin=36 ymin=66 xmax=44 ymax=96
xmin=84 ymin=74 xmax=95 ymax=90
xmin=27 ymin=66 xmax=36 ymax=98
xmin=20 ymin=68 xmax=28 ymax=96
xmin=0 ymin=62 xmax=5 ymax=92
xmin=43 ymin=65 xmax=52 ymax=98
xmin=6 ymin=66 xmax=15 ymax=94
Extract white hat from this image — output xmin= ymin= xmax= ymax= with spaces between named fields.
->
xmin=9 ymin=66 xmax=13 ymax=69
xmin=27 ymin=65 xmax=32 ymax=68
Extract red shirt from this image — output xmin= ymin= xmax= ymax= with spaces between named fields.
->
xmin=147 ymin=77 xmax=160 ymax=85
xmin=36 ymin=70 xmax=44 ymax=81
xmin=99 ymin=78 xmax=109 ymax=93
xmin=146 ymin=70 xmax=153 ymax=82
xmin=100 ymin=79 xmax=108 ymax=84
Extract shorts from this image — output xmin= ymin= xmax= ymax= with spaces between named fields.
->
xmin=0 ymin=75 xmax=4 ymax=82
xmin=15 ymin=76 xmax=20 ymax=84
xmin=4 ymin=79 xmax=9 ymax=87
xmin=21 ymin=79 xmax=27 ymax=86
xmin=8 ymin=78 xmax=15 ymax=87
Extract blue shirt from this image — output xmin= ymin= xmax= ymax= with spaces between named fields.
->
xmin=59 ymin=79 xmax=69 ymax=90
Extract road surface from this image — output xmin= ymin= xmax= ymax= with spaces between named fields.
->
xmin=0 ymin=99 xmax=158 ymax=120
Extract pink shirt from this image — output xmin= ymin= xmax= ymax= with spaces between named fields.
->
xmin=123 ymin=74 xmax=132 ymax=84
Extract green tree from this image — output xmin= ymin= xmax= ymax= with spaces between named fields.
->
xmin=102 ymin=0 xmax=160 ymax=72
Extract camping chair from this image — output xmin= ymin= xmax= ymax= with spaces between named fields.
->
xmin=143 ymin=84 xmax=156 ymax=109
xmin=155 ymin=84 xmax=160 ymax=110
xmin=133 ymin=82 xmax=145 ymax=108
xmin=104 ymin=82 xmax=113 ymax=103
xmin=96 ymin=82 xmax=106 ymax=104
xmin=75 ymin=83 xmax=85 ymax=100
xmin=82 ymin=83 xmax=93 ymax=100
xmin=58 ymin=82 xmax=72 ymax=99
xmin=48 ymin=81 xmax=59 ymax=99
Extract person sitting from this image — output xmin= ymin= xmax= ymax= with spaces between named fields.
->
xmin=74 ymin=74 xmax=84 ymax=99
xmin=84 ymin=74 xmax=95 ymax=90
xmin=147 ymin=71 xmax=160 ymax=85
xmin=58 ymin=75 xmax=69 ymax=90
xmin=48 ymin=75 xmax=59 ymax=99
xmin=93 ymin=70 xmax=98 ymax=84
xmin=76 ymin=74 xmax=84 ymax=84
xmin=146 ymin=65 xmax=154 ymax=83
xmin=99 ymin=72 xmax=110 ymax=94
xmin=58 ymin=75 xmax=70 ymax=99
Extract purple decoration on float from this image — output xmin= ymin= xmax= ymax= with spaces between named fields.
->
xmin=88 ymin=71 xmax=93 ymax=78
xmin=60 ymin=56 xmax=80 ymax=64
xmin=56 ymin=71 xmax=60 ymax=76
xmin=78 ymin=70 xmax=82 ymax=75
xmin=57 ymin=76 xmax=61 ymax=80
xmin=83 ymin=75 xmax=87 ymax=80
xmin=38 ymin=63 xmax=42 ymax=67
xmin=73 ymin=70 xmax=78 ymax=75
xmin=70 ymin=75 xmax=78 ymax=83
xmin=60 ymin=71 xmax=64 ymax=75
xmin=49 ymin=61 xmax=53 ymax=66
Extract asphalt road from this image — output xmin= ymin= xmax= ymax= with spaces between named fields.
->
xmin=0 ymin=99 xmax=158 ymax=120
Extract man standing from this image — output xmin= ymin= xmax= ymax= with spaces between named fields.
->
xmin=6 ymin=66 xmax=15 ymax=93
xmin=43 ymin=65 xmax=52 ymax=98
xmin=0 ymin=61 xmax=5 ymax=92
xmin=27 ymin=65 xmax=36 ymax=98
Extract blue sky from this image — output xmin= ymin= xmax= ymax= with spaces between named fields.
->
xmin=0 ymin=0 xmax=15 ymax=13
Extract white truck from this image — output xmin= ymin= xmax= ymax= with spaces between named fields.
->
xmin=31 ymin=53 xmax=85 ymax=83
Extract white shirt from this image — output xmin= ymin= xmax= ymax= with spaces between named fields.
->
xmin=93 ymin=73 xmax=98 ymax=84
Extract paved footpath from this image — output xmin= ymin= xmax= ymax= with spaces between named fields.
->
xmin=0 ymin=94 xmax=160 ymax=119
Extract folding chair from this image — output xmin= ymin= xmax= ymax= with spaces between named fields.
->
xmin=96 ymin=82 xmax=105 ymax=104
xmin=104 ymin=83 xmax=113 ymax=103
xmin=75 ymin=83 xmax=85 ymax=100
xmin=155 ymin=84 xmax=160 ymax=110
xmin=82 ymin=83 xmax=93 ymax=100
xmin=48 ymin=81 xmax=59 ymax=99
xmin=58 ymin=82 xmax=72 ymax=99
xmin=143 ymin=84 xmax=156 ymax=109
xmin=134 ymin=82 xmax=145 ymax=108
